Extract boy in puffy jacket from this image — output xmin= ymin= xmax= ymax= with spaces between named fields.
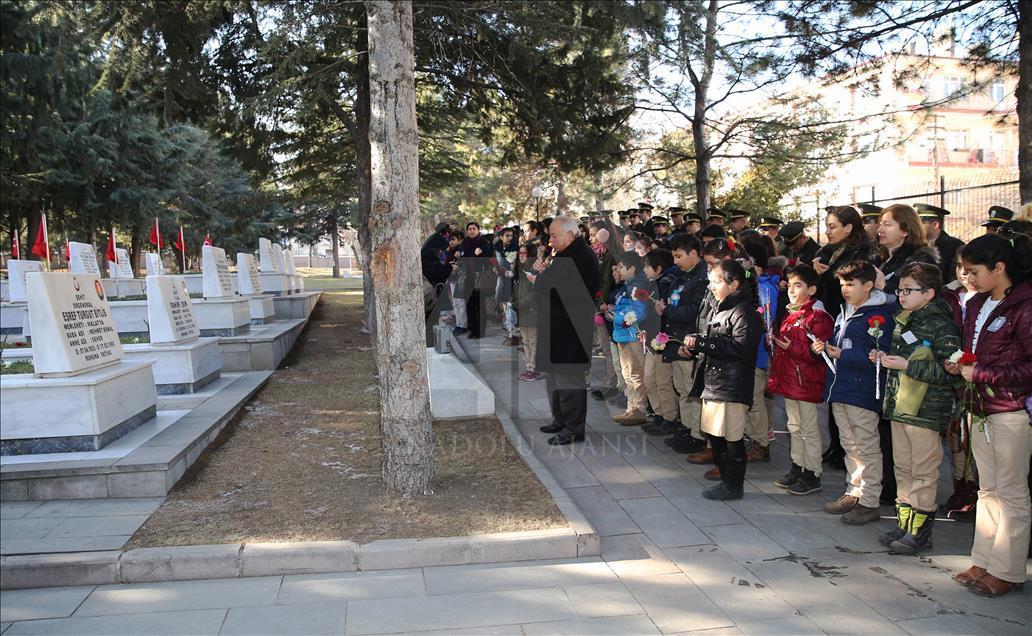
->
xmin=768 ymin=264 xmax=834 ymax=496
xmin=813 ymin=261 xmax=896 ymax=525
xmin=642 ymin=249 xmax=683 ymax=435
xmin=610 ymin=251 xmax=656 ymax=425
xmin=874 ymin=262 xmax=960 ymax=556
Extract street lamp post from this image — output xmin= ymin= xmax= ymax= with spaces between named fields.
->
xmin=532 ymin=186 xmax=544 ymax=221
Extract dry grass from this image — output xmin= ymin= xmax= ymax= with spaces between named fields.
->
xmin=128 ymin=291 xmax=566 ymax=548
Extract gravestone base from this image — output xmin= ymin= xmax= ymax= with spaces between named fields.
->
xmin=0 ymin=302 xmax=28 ymax=336
xmin=289 ymin=275 xmax=304 ymax=293
xmin=245 ymin=295 xmax=276 ymax=325
xmin=271 ymin=291 xmax=321 ymax=320
xmin=193 ymin=297 xmax=250 ymax=337
xmin=259 ymin=272 xmax=290 ymax=296
xmin=427 ymin=348 xmax=495 ymax=419
xmin=123 ymin=338 xmax=222 ymax=395
xmin=0 ymin=361 xmax=158 ymax=455
xmin=100 ymin=278 xmax=146 ymax=299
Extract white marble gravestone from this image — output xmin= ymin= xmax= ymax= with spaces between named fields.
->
xmin=1 ymin=272 xmax=157 ymax=454
xmin=145 ymin=252 xmax=165 ymax=276
xmin=68 ymin=242 xmax=101 ymax=276
xmin=6 ymin=260 xmax=44 ymax=303
xmin=26 ymin=272 xmax=123 ymax=376
xmin=202 ymin=245 xmax=234 ymax=299
xmin=236 ymin=253 xmax=275 ymax=324
xmin=271 ymin=244 xmax=286 ymax=273
xmin=237 ymin=253 xmax=263 ymax=295
xmin=108 ymin=248 xmax=134 ymax=279
xmin=283 ymin=249 xmax=297 ymax=275
xmin=259 ymin=238 xmax=281 ymax=273
xmin=147 ymin=276 xmax=199 ymax=345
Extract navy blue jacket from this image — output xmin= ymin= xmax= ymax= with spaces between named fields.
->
xmin=823 ymin=290 xmax=897 ymax=413
xmin=658 ymin=262 xmax=709 ymax=362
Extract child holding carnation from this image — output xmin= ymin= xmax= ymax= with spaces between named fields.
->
xmin=874 ymin=261 xmax=961 ymax=555
xmin=947 ymin=232 xmax=1032 ymax=597
xmin=768 ymin=263 xmax=835 ymax=496
xmin=610 ymin=251 xmax=655 ymax=425
xmin=641 ymin=249 xmax=683 ymax=435
xmin=812 ymin=260 xmax=896 ymax=525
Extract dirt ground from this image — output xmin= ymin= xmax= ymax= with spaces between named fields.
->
xmin=128 ymin=290 xmax=566 ymax=548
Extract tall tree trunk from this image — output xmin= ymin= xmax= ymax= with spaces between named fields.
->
xmin=130 ymin=226 xmax=142 ymax=278
xmin=356 ymin=6 xmax=376 ymax=334
xmin=330 ymin=216 xmax=341 ymax=278
xmin=691 ymin=1 xmax=719 ymax=218
xmin=365 ymin=0 xmax=434 ymax=497
xmin=556 ymin=178 xmax=568 ymax=213
xmin=593 ymin=173 xmax=604 ymax=211
xmin=1019 ymin=0 xmax=1031 ymax=204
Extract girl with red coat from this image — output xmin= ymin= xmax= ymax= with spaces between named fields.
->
xmin=768 ymin=264 xmax=835 ymax=495
xmin=948 ymin=230 xmax=1032 ymax=598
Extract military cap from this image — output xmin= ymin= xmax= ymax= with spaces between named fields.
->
xmin=727 ymin=209 xmax=750 ymax=220
xmin=914 ymin=203 xmax=950 ymax=219
xmin=618 ymin=210 xmax=630 ymax=219
xmin=578 ymin=215 xmax=590 ymax=223
xmin=651 ymin=216 xmax=670 ymax=226
xmin=778 ymin=221 xmax=807 ymax=243
xmin=668 ymin=206 xmax=687 ymax=217
xmin=981 ymin=205 xmax=1014 ymax=227
xmin=685 ymin=212 xmax=703 ymax=223
xmin=757 ymin=216 xmax=783 ymax=229
xmin=637 ymin=202 xmax=654 ymax=211
xmin=706 ymin=206 xmax=726 ymax=220
xmin=857 ymin=203 xmax=883 ymax=220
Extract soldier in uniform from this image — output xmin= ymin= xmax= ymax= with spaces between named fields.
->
xmin=651 ymin=216 xmax=671 ymax=246
xmin=684 ymin=212 xmax=703 ymax=236
xmin=727 ymin=209 xmax=750 ymax=237
xmin=915 ymin=203 xmax=964 ymax=284
xmin=778 ymin=221 xmax=820 ymax=264
xmin=706 ymin=207 xmax=727 ymax=228
xmin=757 ymin=216 xmax=784 ymax=255
xmin=981 ymin=205 xmax=1014 ymax=234
xmin=669 ymin=207 xmax=687 ymax=234
xmin=618 ymin=210 xmax=631 ymax=230
xmin=628 ymin=209 xmax=642 ymax=232
xmin=858 ymin=203 xmax=882 ymax=244
xmin=638 ymin=202 xmax=656 ymax=237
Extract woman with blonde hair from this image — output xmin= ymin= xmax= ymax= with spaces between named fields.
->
xmin=876 ymin=204 xmax=939 ymax=296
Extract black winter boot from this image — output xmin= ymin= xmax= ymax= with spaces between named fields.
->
xmin=775 ymin=463 xmax=803 ymax=490
xmin=788 ymin=469 xmax=822 ymax=495
xmin=879 ymin=503 xmax=911 ymax=547
xmin=890 ymin=508 xmax=935 ymax=555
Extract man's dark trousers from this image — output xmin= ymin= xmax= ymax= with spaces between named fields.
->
xmin=546 ymin=371 xmax=588 ymax=435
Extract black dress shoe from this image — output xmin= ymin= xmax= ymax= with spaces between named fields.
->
xmin=591 ymin=389 xmax=606 ymax=400
xmin=702 ymin=482 xmax=744 ymax=501
xmin=540 ymin=423 xmax=563 ymax=434
xmin=548 ymin=432 xmax=585 ymax=445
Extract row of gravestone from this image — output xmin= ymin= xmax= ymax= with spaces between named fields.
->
xmin=4 ymin=238 xmax=299 ymax=303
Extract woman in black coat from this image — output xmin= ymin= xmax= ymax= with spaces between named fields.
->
xmin=814 ymin=206 xmax=874 ymax=319
xmin=875 ymin=205 xmax=939 ymax=296
xmin=458 ymin=221 xmax=494 ymax=339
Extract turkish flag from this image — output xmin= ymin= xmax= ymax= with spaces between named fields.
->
xmin=173 ymin=227 xmax=186 ymax=252
xmin=202 ymin=233 xmax=212 ymax=246
xmin=106 ymin=233 xmax=117 ymax=263
xmin=10 ymin=232 xmax=19 ymax=259
xmin=64 ymin=238 xmax=70 ymax=261
xmin=31 ymin=214 xmax=49 ymax=263
xmin=149 ymin=217 xmax=164 ymax=248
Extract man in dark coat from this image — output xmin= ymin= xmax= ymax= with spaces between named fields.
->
xmin=421 ymin=222 xmax=453 ymax=326
xmin=534 ymin=216 xmax=601 ymax=445
xmin=915 ymin=203 xmax=964 ymax=284
xmin=778 ymin=221 xmax=820 ymax=265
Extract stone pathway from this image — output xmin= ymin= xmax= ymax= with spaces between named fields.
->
xmin=1 ymin=326 xmax=1029 ymax=635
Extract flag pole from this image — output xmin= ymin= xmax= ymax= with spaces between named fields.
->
xmin=42 ymin=213 xmax=51 ymax=270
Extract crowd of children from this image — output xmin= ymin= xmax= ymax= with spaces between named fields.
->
xmin=429 ymin=203 xmax=1031 ymax=598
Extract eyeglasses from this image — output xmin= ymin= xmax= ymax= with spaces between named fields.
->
xmin=896 ymin=287 xmax=929 ymax=297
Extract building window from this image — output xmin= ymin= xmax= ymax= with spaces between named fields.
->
xmin=946 ymin=130 xmax=968 ymax=151
xmin=989 ymin=79 xmax=1007 ymax=103
xmin=942 ymin=76 xmax=964 ymax=98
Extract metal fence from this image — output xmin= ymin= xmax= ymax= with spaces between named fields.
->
xmin=795 ymin=179 xmax=1020 ymax=243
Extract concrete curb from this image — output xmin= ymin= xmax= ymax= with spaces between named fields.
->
xmin=449 ymin=331 xmax=601 ymax=559
xmin=0 ymin=330 xmax=597 ymax=590
xmin=0 ymin=528 xmax=581 ymax=590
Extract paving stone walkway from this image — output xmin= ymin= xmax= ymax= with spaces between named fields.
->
xmin=1 ymin=326 xmax=1029 ymax=635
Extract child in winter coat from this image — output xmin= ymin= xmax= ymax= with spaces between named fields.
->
xmin=610 ymin=251 xmax=656 ymax=424
xmin=949 ymin=232 xmax=1032 ymax=597
xmin=642 ymin=249 xmax=682 ymax=435
xmin=660 ymin=234 xmax=710 ymax=453
xmin=513 ymin=242 xmax=540 ymax=381
xmin=678 ymin=260 xmax=762 ymax=501
xmin=768 ymin=263 xmax=834 ymax=496
xmin=874 ymin=262 xmax=961 ymax=556
xmin=813 ymin=260 xmax=896 ymax=525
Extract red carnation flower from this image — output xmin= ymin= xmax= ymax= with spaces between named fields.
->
xmin=634 ymin=288 xmax=652 ymax=301
xmin=787 ymin=258 xmax=798 ymax=267
xmin=957 ymin=352 xmax=977 ymax=366
xmin=867 ymin=315 xmax=885 ymax=328
xmin=595 ymin=290 xmax=603 ymax=300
